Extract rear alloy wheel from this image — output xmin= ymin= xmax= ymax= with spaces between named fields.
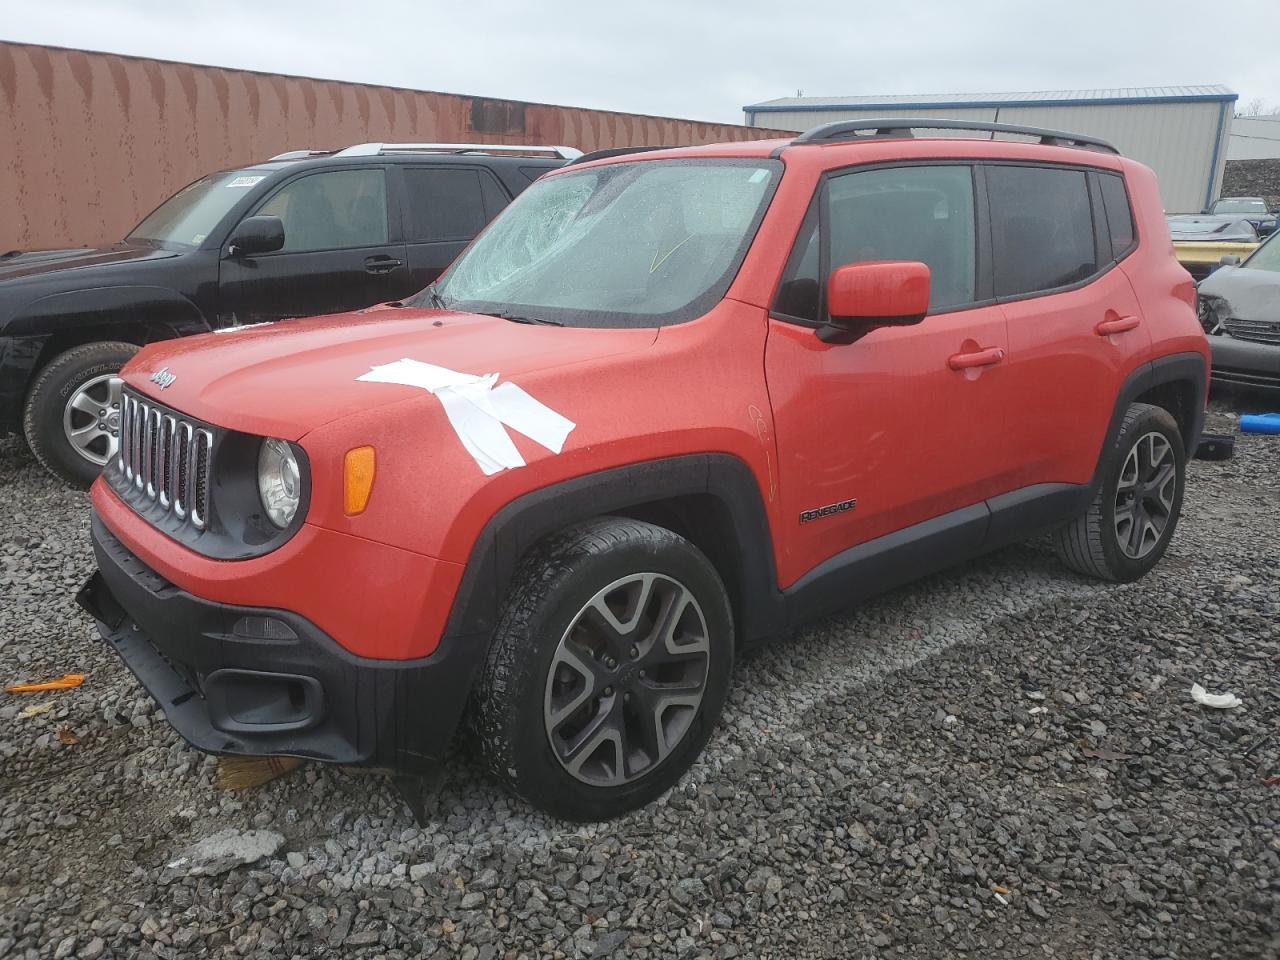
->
xmin=1113 ymin=432 xmax=1177 ymax=560
xmin=22 ymin=341 xmax=140 ymax=487
xmin=1053 ymin=402 xmax=1185 ymax=582
xmin=472 ymin=518 xmax=733 ymax=821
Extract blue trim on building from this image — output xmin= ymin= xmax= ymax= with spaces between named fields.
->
xmin=744 ymin=93 xmax=1239 ymax=113
xmin=1205 ymin=100 xmax=1231 ymax=211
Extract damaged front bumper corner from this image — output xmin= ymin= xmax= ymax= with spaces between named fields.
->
xmin=77 ymin=514 xmax=490 ymax=775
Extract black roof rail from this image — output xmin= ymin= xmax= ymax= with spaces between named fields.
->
xmin=566 ymin=146 xmax=672 ymax=166
xmin=790 ymin=118 xmax=1119 ymax=155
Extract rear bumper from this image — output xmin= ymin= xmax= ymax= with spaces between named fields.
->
xmin=78 ymin=514 xmax=490 ymax=772
xmin=1210 ymin=334 xmax=1280 ymax=391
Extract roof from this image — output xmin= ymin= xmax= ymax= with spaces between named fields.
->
xmin=745 ymin=86 xmax=1238 ymax=114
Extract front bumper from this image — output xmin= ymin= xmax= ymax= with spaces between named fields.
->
xmin=78 ymin=515 xmax=490 ymax=772
xmin=1210 ymin=334 xmax=1280 ymax=391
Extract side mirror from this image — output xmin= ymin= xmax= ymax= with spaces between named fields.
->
xmin=820 ymin=260 xmax=931 ymax=344
xmin=226 ymin=216 xmax=285 ymax=257
xmin=1219 ymin=254 xmax=1242 ymax=267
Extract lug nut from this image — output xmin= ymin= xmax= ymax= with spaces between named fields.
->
xmin=638 ymin=669 xmax=646 ymax=678
xmin=603 ymin=686 xmax=614 ymax=697
xmin=629 ymin=646 xmax=639 ymax=659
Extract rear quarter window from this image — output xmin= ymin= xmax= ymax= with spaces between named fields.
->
xmin=987 ymin=165 xmax=1098 ymax=298
xmin=1099 ymin=174 xmax=1136 ymax=259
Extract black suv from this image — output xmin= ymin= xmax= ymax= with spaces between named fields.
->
xmin=0 ymin=142 xmax=575 ymax=484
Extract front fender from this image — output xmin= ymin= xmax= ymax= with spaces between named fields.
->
xmin=6 ymin=285 xmax=210 ymax=338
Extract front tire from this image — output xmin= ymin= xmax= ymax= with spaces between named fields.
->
xmin=22 ymin=341 xmax=139 ymax=487
xmin=471 ymin=517 xmax=734 ymax=821
xmin=1053 ymin=402 xmax=1185 ymax=582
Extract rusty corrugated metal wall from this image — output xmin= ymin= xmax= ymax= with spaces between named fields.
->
xmin=0 ymin=41 xmax=797 ymax=251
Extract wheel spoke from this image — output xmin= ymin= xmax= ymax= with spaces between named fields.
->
xmin=561 ymin=698 xmax=625 ymax=785
xmin=1117 ymin=447 xmax=1140 ymax=491
xmin=1127 ymin=507 xmax=1147 ymax=554
xmin=68 ymin=424 xmax=107 ymax=450
xmin=545 ymin=642 xmax=604 ymax=734
xmin=1150 ymin=463 xmax=1176 ymax=513
xmin=69 ymin=391 xmax=101 ymax=416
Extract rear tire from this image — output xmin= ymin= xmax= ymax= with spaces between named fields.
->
xmin=471 ymin=517 xmax=734 ymax=821
xmin=22 ymin=341 xmax=139 ymax=487
xmin=1053 ymin=402 xmax=1185 ymax=582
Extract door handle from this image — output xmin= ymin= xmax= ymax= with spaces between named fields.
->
xmin=947 ymin=346 xmax=1005 ymax=371
xmin=1096 ymin=315 xmax=1140 ymax=336
xmin=364 ymin=256 xmax=403 ymax=275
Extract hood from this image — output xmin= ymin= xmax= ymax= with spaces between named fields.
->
xmin=1167 ymin=215 xmax=1258 ymax=243
xmin=1198 ymin=265 xmax=1280 ymax=322
xmin=121 ymin=304 xmax=659 ymax=439
xmin=0 ymin=241 xmax=180 ymax=283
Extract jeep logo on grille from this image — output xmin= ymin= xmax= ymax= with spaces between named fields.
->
xmin=149 ymin=368 xmax=177 ymax=390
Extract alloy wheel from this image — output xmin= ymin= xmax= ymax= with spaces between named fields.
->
xmin=61 ymin=374 xmax=122 ymax=466
xmin=1114 ymin=431 xmax=1177 ymax=560
xmin=544 ymin=573 xmax=711 ymax=787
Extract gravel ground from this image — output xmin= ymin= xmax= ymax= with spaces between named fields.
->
xmin=1 ymin=399 xmax=1277 ymax=959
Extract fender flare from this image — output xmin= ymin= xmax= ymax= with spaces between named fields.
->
xmin=7 ymin=285 xmax=212 ymax=339
xmin=440 ymin=453 xmax=786 ymax=648
xmin=1093 ymin=352 xmax=1207 ymax=492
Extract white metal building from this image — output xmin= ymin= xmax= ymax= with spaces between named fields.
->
xmin=744 ymin=87 xmax=1238 ymax=213
xmin=1228 ymin=115 xmax=1280 ymax=161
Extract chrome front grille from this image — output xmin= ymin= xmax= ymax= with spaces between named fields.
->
xmin=1222 ymin=316 xmax=1280 ymax=345
xmin=118 ymin=390 xmax=213 ymax=529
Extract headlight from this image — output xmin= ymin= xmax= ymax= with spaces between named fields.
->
xmin=1197 ymin=295 xmax=1224 ymax=334
xmin=258 ymin=437 xmax=301 ymax=528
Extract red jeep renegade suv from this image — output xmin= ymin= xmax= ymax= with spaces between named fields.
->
xmin=78 ymin=120 xmax=1209 ymax=821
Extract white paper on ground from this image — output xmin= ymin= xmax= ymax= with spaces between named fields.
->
xmin=357 ymin=358 xmax=576 ymax=475
xmin=1190 ymin=683 xmax=1243 ymax=709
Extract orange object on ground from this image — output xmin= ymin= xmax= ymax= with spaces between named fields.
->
xmin=5 ymin=673 xmax=85 ymax=693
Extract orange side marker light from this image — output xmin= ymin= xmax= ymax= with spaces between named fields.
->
xmin=344 ymin=446 xmax=376 ymax=516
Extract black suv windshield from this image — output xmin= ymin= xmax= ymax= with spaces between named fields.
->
xmin=424 ymin=159 xmax=780 ymax=327
xmin=129 ymin=169 xmax=267 ymax=248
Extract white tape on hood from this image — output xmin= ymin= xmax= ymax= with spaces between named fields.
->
xmin=356 ymin=358 xmax=576 ymax=475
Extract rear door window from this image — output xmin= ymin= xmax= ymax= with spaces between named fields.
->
xmin=1099 ymin=174 xmax=1136 ymax=259
xmin=403 ymin=167 xmax=488 ymax=242
xmin=826 ymin=165 xmax=977 ymax=311
xmin=987 ymin=165 xmax=1099 ymax=297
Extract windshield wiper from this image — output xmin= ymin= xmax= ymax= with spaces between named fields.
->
xmin=482 ymin=311 xmax=564 ymax=327
xmin=425 ymin=283 xmax=449 ymax=309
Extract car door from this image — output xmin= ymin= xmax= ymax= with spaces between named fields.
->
xmin=218 ymin=166 xmax=409 ymax=323
xmin=398 ymin=165 xmax=512 ymax=290
xmin=764 ymin=163 xmax=1013 ymax=587
xmin=985 ymin=164 xmax=1151 ymax=493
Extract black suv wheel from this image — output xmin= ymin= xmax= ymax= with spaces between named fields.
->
xmin=1053 ymin=402 xmax=1186 ymax=582
xmin=23 ymin=342 xmax=139 ymax=488
xmin=471 ymin=517 xmax=734 ymax=821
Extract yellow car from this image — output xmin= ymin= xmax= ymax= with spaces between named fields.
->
xmin=1167 ymin=215 xmax=1260 ymax=281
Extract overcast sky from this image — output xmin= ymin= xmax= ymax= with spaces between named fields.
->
xmin=5 ymin=0 xmax=1279 ymax=123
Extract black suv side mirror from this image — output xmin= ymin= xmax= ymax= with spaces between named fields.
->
xmin=226 ymin=216 xmax=285 ymax=257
